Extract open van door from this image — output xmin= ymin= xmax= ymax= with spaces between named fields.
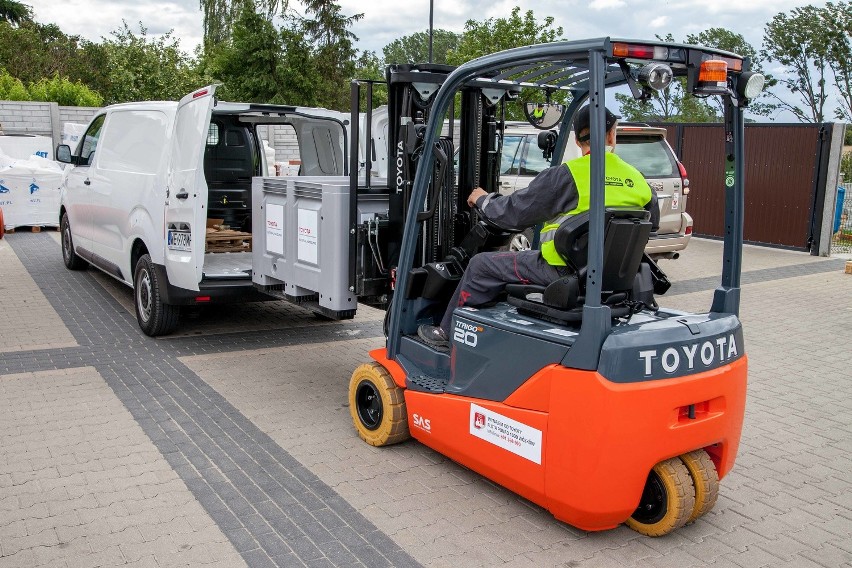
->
xmin=164 ymin=86 xmax=216 ymax=291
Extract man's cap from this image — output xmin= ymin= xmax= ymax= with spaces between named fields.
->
xmin=573 ymin=105 xmax=620 ymax=142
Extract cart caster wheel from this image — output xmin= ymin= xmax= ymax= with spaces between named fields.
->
xmin=626 ymin=457 xmax=696 ymax=537
xmin=680 ymin=449 xmax=719 ymax=523
xmin=349 ymin=362 xmax=410 ymax=447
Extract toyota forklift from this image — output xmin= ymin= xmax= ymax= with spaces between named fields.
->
xmin=346 ymin=38 xmax=764 ymax=536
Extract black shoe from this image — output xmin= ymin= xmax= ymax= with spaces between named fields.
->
xmin=417 ymin=325 xmax=450 ymax=351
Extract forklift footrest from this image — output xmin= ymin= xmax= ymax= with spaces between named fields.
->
xmin=407 ymin=374 xmax=448 ymax=393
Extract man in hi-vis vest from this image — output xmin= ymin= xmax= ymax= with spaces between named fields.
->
xmin=418 ymin=105 xmax=659 ymax=350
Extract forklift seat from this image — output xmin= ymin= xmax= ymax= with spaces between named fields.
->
xmin=506 ymin=208 xmax=652 ymax=324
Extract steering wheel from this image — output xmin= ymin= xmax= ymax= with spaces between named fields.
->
xmin=473 ymin=204 xmax=508 ymax=234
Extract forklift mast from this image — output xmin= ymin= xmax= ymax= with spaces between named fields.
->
xmin=350 ymin=64 xmax=515 ymax=301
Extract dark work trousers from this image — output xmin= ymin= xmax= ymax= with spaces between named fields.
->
xmin=439 ymin=250 xmax=565 ymax=333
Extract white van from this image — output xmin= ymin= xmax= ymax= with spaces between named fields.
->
xmin=57 ymin=85 xmax=351 ymax=336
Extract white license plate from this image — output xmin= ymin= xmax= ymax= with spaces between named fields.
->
xmin=167 ymin=230 xmax=191 ymax=251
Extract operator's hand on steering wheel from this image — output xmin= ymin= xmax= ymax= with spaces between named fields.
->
xmin=467 ymin=187 xmax=489 ymax=208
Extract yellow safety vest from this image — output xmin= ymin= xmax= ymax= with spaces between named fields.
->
xmin=540 ymin=152 xmax=652 ymax=266
xmin=533 ymin=107 xmax=544 ymax=118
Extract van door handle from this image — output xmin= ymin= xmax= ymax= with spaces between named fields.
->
xmin=175 ymin=189 xmax=189 ymax=200
xmin=83 ymin=178 xmax=91 ymax=186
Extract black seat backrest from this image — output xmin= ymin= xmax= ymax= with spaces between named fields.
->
xmin=204 ymin=123 xmax=255 ymax=184
xmin=553 ymin=208 xmax=652 ymax=292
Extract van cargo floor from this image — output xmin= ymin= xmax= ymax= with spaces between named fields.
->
xmin=203 ymin=251 xmax=252 ymax=279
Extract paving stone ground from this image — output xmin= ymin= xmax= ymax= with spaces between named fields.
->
xmin=0 ymin=366 xmax=245 ymax=568
xmin=0 ymin=232 xmax=850 ymax=567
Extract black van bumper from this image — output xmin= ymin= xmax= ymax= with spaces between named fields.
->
xmin=152 ymin=264 xmax=273 ymax=305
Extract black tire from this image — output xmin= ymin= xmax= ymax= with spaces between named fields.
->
xmin=60 ymin=213 xmax=87 ymax=270
xmin=626 ymin=457 xmax=696 ymax=536
xmin=133 ymin=254 xmax=179 ymax=337
xmin=348 ymin=362 xmax=410 ymax=447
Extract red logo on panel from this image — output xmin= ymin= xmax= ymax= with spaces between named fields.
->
xmin=474 ymin=412 xmax=486 ymax=429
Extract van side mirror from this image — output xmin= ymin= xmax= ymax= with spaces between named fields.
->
xmin=523 ymin=102 xmax=565 ymax=130
xmin=56 ymin=144 xmax=72 ymax=163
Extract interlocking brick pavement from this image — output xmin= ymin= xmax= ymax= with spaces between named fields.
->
xmin=0 ymin=366 xmax=245 ymax=567
xmin=0 ymin=238 xmax=76 ymax=353
xmin=1 ymin=231 xmax=850 ymax=568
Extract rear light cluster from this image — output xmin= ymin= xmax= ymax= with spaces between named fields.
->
xmin=611 ymin=43 xmax=686 ymax=63
xmin=678 ymin=161 xmax=690 ymax=193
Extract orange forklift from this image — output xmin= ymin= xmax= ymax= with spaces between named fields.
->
xmin=347 ymin=38 xmax=764 ymax=535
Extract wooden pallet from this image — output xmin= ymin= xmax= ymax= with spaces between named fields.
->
xmin=205 ymin=229 xmax=252 ymax=253
xmin=6 ymin=225 xmax=58 ymax=234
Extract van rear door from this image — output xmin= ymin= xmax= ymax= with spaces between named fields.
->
xmin=164 ymin=86 xmax=216 ymax=291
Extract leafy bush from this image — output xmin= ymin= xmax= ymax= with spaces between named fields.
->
xmin=27 ymin=75 xmax=102 ymax=106
xmin=0 ymin=68 xmax=103 ymax=106
xmin=0 ymin=68 xmax=28 ymax=100
xmin=841 ymin=152 xmax=852 ymax=183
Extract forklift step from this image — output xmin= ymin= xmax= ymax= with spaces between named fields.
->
xmin=408 ymin=374 xmax=448 ymax=393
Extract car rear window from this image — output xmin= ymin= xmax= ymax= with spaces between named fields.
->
xmin=615 ymin=135 xmax=676 ymax=178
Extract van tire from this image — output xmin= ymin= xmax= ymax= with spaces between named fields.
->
xmin=61 ymin=213 xmax=87 ymax=270
xmin=134 ymin=254 xmax=179 ymax=336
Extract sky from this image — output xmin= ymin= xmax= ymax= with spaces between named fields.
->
xmin=29 ymin=0 xmax=838 ymax=120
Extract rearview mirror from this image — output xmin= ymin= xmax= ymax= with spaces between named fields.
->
xmin=56 ymin=144 xmax=72 ymax=163
xmin=523 ymin=102 xmax=565 ymax=130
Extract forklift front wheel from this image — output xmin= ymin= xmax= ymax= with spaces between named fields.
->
xmin=680 ymin=449 xmax=720 ymax=523
xmin=625 ymin=457 xmax=696 ymax=537
xmin=348 ymin=363 xmax=410 ymax=447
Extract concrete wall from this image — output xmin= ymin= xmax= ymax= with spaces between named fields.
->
xmin=0 ymin=101 xmax=56 ymax=140
xmin=58 ymin=106 xmax=100 ymax=129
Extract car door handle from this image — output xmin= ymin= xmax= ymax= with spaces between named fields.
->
xmin=175 ymin=189 xmax=189 ymax=200
xmin=83 ymin=178 xmax=91 ymax=186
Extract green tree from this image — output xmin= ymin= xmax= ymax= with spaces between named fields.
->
xmin=208 ymin=4 xmax=283 ymax=102
xmin=0 ymin=0 xmax=31 ymax=26
xmin=448 ymin=7 xmax=563 ymax=65
xmin=446 ymin=7 xmax=564 ymax=120
xmin=352 ymin=49 xmax=387 ymax=108
xmin=300 ymin=0 xmax=363 ymax=110
xmin=382 ymin=29 xmax=461 ymax=65
xmin=823 ymin=2 xmax=852 ymax=122
xmin=199 ymin=0 xmax=284 ymax=52
xmin=763 ymin=5 xmax=832 ymax=122
xmin=0 ymin=21 xmax=104 ymax=88
xmin=99 ymin=21 xmax=201 ymax=104
xmin=207 ymin=5 xmax=317 ymax=105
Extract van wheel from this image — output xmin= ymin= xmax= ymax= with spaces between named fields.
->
xmin=134 ymin=254 xmax=179 ymax=337
xmin=349 ymin=362 xmax=410 ymax=447
xmin=626 ymin=457 xmax=696 ymax=537
xmin=61 ymin=213 xmax=87 ymax=270
xmin=680 ymin=450 xmax=719 ymax=523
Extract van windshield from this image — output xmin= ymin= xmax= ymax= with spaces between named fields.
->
xmin=615 ymin=135 xmax=676 ymax=178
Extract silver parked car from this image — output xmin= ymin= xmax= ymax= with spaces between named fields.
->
xmin=499 ymin=123 xmax=693 ymax=259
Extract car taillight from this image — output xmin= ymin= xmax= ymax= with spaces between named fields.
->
xmin=678 ymin=161 xmax=690 ymax=191
xmin=685 ymin=226 xmax=693 ymax=236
